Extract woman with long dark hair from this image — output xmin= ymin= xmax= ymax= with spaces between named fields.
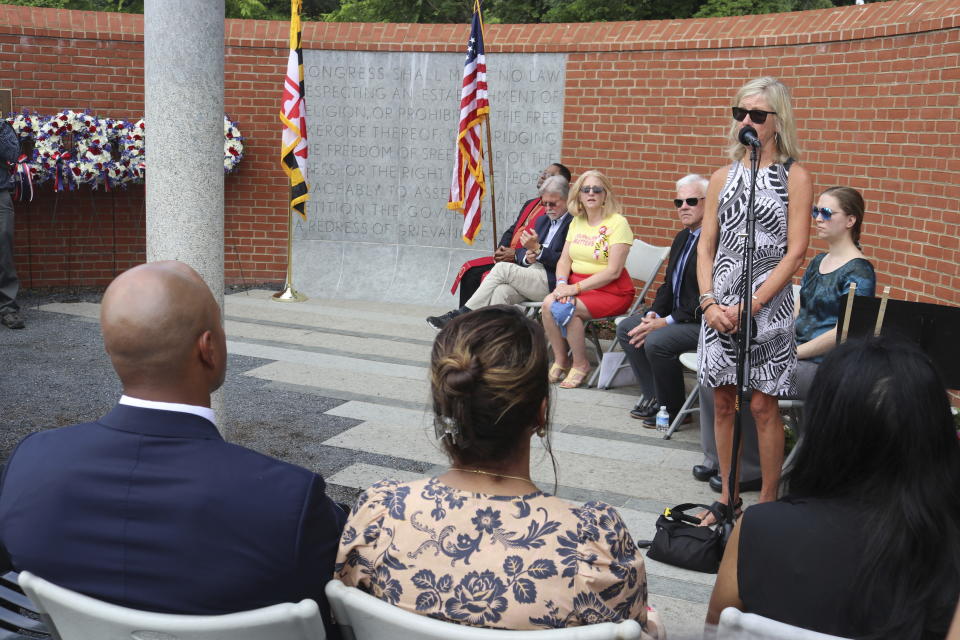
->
xmin=707 ymin=336 xmax=960 ymax=639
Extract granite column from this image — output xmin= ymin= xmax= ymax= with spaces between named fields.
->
xmin=144 ymin=0 xmax=226 ymax=429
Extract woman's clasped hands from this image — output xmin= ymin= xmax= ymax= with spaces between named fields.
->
xmin=553 ymin=281 xmax=579 ymax=302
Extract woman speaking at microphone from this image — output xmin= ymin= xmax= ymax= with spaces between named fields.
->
xmin=696 ymin=77 xmax=812 ymax=522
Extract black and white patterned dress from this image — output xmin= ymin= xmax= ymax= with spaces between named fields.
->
xmin=698 ymin=160 xmax=796 ymax=396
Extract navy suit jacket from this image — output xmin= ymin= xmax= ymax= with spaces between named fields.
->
xmin=514 ymin=212 xmax=572 ymax=290
xmin=650 ymin=228 xmax=700 ymax=323
xmin=0 ymin=404 xmax=346 ymax=633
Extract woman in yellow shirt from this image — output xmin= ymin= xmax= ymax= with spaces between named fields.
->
xmin=542 ymin=170 xmax=634 ymax=388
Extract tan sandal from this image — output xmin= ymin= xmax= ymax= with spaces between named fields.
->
xmin=548 ymin=363 xmax=570 ymax=383
xmin=559 ymin=366 xmax=590 ymax=389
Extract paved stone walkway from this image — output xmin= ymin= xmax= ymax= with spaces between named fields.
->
xmin=30 ymin=288 xmax=757 ymax=639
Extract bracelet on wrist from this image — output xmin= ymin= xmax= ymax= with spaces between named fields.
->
xmin=698 ymin=291 xmax=715 ymax=304
xmin=557 ymin=278 xmax=567 ymax=284
xmin=702 ymin=301 xmax=718 ymax=313
xmin=575 ymin=282 xmax=582 ymax=295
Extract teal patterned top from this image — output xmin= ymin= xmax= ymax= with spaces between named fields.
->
xmin=795 ymin=254 xmax=876 ymax=362
xmin=334 ymin=477 xmax=663 ymax=637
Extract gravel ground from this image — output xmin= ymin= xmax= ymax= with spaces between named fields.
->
xmin=1 ymin=286 xmax=431 ymax=505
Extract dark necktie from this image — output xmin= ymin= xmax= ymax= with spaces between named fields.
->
xmin=672 ymin=232 xmax=697 ymax=311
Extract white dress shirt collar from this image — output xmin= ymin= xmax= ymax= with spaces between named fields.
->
xmin=119 ymin=395 xmax=216 ymax=427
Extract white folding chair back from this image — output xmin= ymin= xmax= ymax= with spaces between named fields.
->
xmin=717 ymin=607 xmax=851 ymax=639
xmin=18 ymin=571 xmax=325 ymax=640
xmin=624 ymin=238 xmax=671 ymax=308
xmin=325 ymin=579 xmax=642 ymax=640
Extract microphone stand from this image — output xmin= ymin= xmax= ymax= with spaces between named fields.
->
xmin=723 ymin=142 xmax=760 ymax=541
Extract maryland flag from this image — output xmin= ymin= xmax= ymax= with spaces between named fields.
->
xmin=447 ymin=1 xmax=489 ymax=244
xmin=280 ymin=0 xmax=309 ymax=220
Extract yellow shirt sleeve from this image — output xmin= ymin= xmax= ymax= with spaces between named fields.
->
xmin=567 ymin=213 xmax=634 ymax=275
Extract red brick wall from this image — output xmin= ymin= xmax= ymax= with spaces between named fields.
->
xmin=1 ymin=1 xmax=958 ymax=310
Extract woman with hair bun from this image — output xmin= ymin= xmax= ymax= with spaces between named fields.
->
xmin=335 ymin=306 xmax=663 ymax=637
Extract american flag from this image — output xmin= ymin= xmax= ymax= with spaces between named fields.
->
xmin=280 ymin=0 xmax=309 ymax=221
xmin=447 ymin=3 xmax=489 ymax=245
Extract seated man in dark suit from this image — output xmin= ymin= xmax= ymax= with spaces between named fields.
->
xmin=448 ymin=162 xmax=572 ymax=308
xmin=0 ymin=261 xmax=346 ymax=634
xmin=617 ymin=174 xmax=706 ymax=428
xmin=427 ymin=175 xmax=572 ymax=329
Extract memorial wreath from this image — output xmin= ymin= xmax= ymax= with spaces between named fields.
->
xmin=4 ymin=110 xmax=243 ymax=193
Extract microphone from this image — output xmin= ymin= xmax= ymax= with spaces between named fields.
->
xmin=738 ymin=125 xmax=762 ymax=148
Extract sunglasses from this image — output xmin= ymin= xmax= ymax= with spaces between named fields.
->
xmin=580 ymin=186 xmax=605 ymax=194
xmin=541 ymin=200 xmax=562 ymax=208
xmin=811 ymin=206 xmax=837 ymax=220
xmin=732 ymin=107 xmax=777 ymax=124
xmin=674 ymin=197 xmax=702 ymax=208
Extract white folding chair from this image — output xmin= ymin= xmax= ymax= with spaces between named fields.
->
xmin=325 ymin=579 xmax=642 ymax=640
xmin=18 ymin=571 xmax=326 ymax=640
xmin=717 ymin=607 xmax=851 ymax=639
xmin=586 ymin=238 xmax=670 ymax=388
xmin=662 ymin=351 xmax=701 ymax=439
xmin=518 ymin=299 xmax=544 ymax=321
xmin=0 ymin=571 xmax=48 ymax=637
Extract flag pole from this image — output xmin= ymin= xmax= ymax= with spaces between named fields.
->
xmin=476 ymin=1 xmax=497 ymax=252
xmin=272 ymin=184 xmax=307 ymax=303
xmin=483 ymin=115 xmax=497 ymax=252
xmin=274 ymin=0 xmax=309 ymax=303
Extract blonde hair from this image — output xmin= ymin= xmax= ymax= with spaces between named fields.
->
xmin=567 ymin=170 xmax=621 ymax=218
xmin=726 ymin=76 xmax=801 ymax=164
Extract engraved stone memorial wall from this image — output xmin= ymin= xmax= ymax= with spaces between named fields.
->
xmin=294 ymin=51 xmax=565 ymax=304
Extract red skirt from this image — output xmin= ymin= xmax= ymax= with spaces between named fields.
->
xmin=570 ymin=269 xmax=635 ymax=318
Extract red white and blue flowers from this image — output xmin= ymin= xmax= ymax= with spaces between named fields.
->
xmin=4 ymin=110 xmax=244 ymax=192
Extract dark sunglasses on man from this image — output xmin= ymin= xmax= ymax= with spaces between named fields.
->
xmin=732 ymin=107 xmax=777 ymax=124
xmin=674 ymin=197 xmax=702 ymax=208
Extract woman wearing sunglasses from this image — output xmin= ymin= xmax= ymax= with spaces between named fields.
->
xmin=542 ymin=170 xmax=634 ymax=388
xmin=792 ymin=186 xmax=876 ymax=397
xmin=696 ymin=77 xmax=812 ymax=520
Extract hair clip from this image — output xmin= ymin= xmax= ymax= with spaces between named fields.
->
xmin=436 ymin=415 xmax=461 ymax=446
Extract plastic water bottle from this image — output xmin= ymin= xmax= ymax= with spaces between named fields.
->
xmin=656 ymin=406 xmax=670 ymax=432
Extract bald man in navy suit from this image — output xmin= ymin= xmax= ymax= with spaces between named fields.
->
xmin=0 ymin=262 xmax=346 ymax=635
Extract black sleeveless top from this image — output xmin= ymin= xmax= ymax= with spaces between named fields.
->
xmin=738 ymin=497 xmax=954 ymax=639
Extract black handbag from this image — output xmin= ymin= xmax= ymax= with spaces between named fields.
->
xmin=645 ymin=502 xmax=726 ymax=574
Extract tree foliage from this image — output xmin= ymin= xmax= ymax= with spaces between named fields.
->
xmin=0 ymin=0 xmax=850 ymax=21
xmin=1 ymin=0 xmax=335 ymax=20
xmin=694 ymin=0 xmax=834 ymax=18
xmin=324 ymin=0 xmax=471 ymax=23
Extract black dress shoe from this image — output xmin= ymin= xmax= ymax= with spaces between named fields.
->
xmin=692 ymin=465 xmax=717 ymax=482
xmin=426 ymin=307 xmax=469 ymax=330
xmin=709 ymin=474 xmax=763 ymax=493
xmin=629 ymin=401 xmax=658 ymax=420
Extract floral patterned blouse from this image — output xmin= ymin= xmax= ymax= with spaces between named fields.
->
xmin=334 ymin=477 xmax=663 ymax=638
